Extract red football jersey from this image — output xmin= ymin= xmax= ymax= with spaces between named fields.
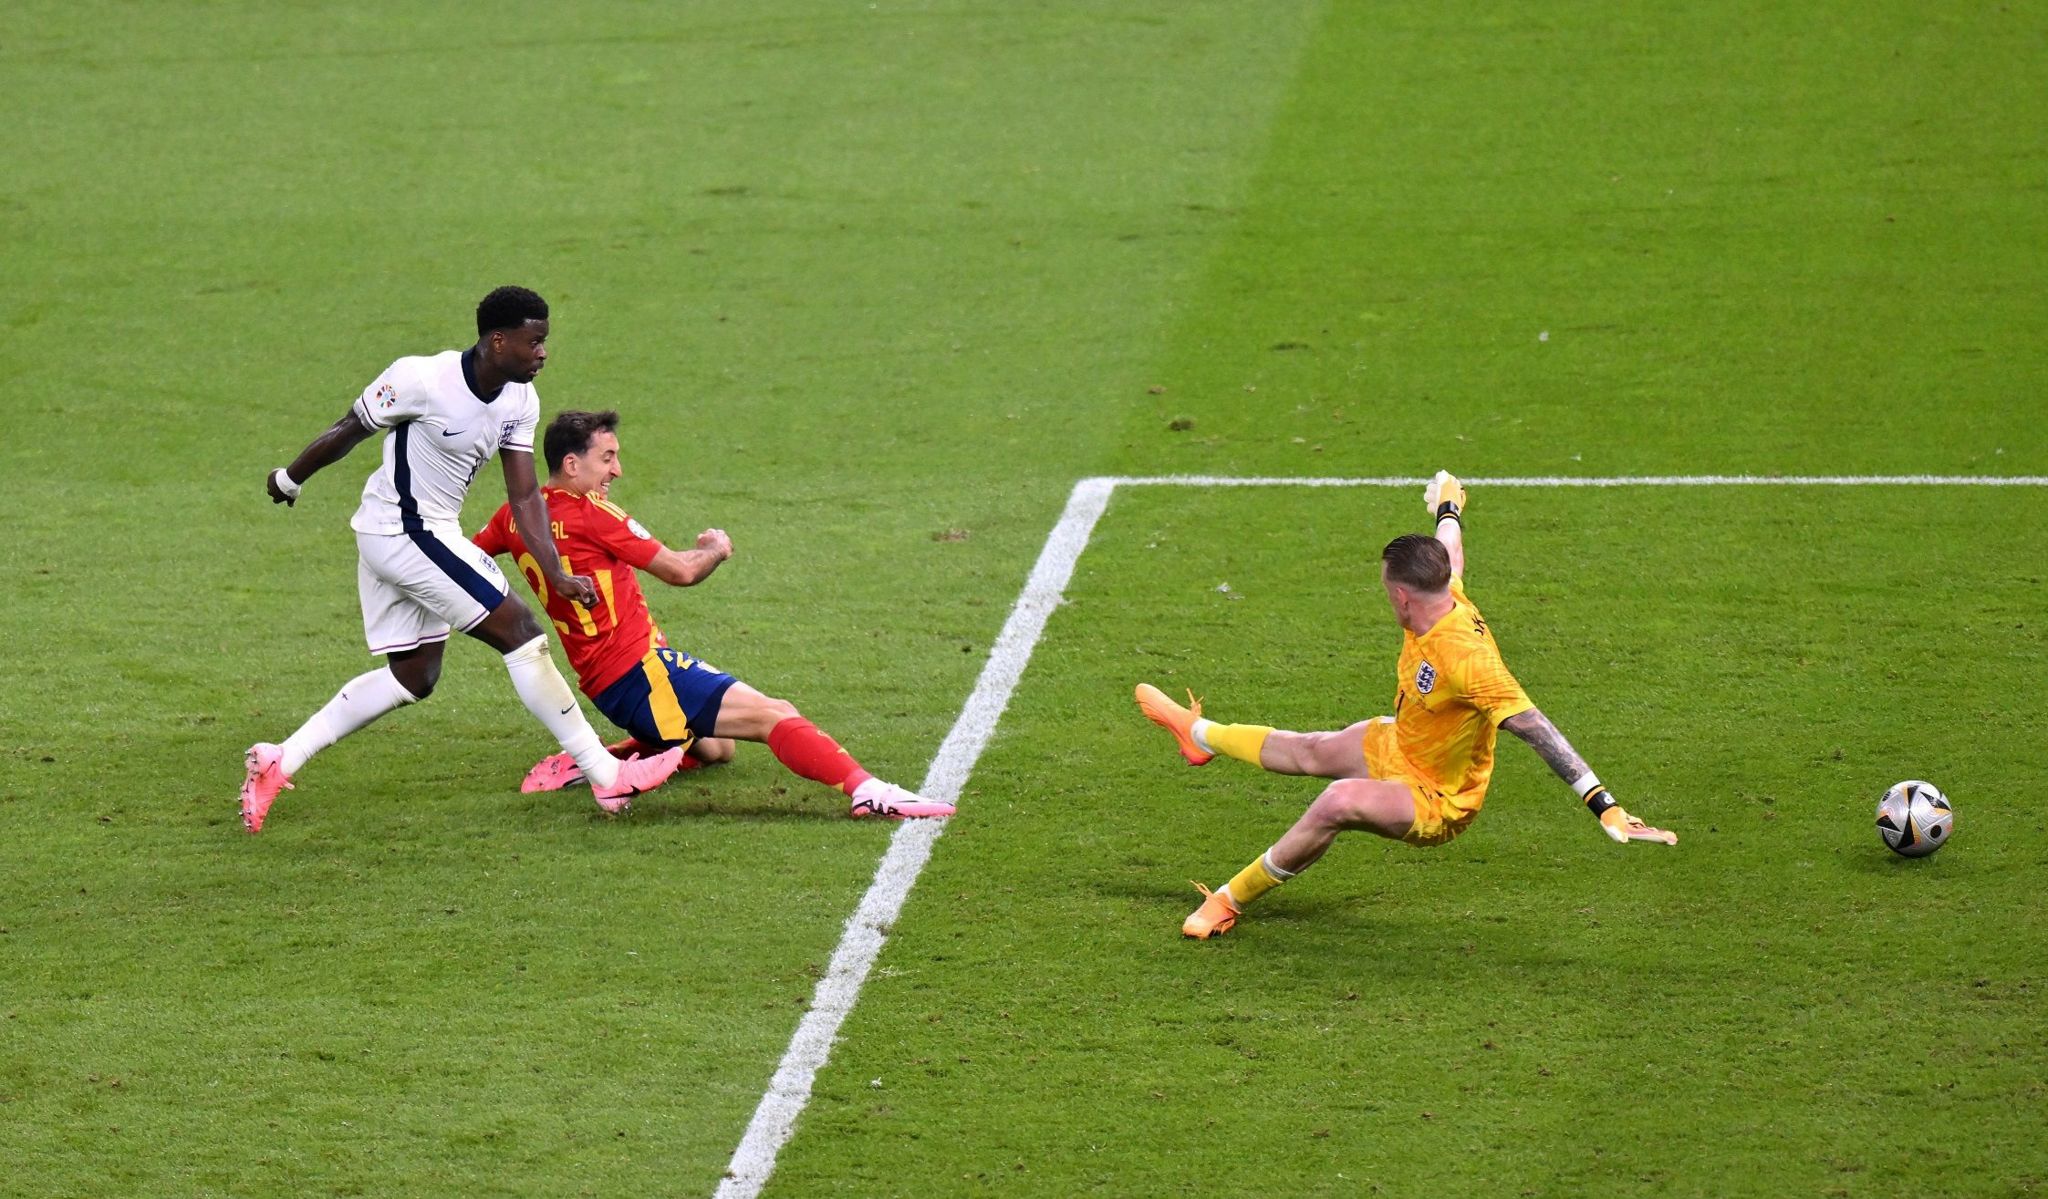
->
xmin=473 ymin=487 xmax=670 ymax=696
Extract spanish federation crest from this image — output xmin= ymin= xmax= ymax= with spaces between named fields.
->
xmin=1415 ymin=660 xmax=1437 ymax=695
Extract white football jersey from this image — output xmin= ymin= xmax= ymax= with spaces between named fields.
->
xmin=348 ymin=350 xmax=540 ymax=536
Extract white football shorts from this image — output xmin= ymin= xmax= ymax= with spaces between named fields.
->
xmin=355 ymin=527 xmax=510 ymax=655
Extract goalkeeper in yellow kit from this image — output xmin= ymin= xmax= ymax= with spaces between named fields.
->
xmin=1136 ymin=472 xmax=1676 ymax=940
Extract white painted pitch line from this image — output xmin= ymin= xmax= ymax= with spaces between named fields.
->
xmin=1112 ymin=473 xmax=2048 ymax=487
xmin=714 ymin=477 xmax=1116 ymax=1199
xmin=715 ymin=466 xmax=2045 ymax=1197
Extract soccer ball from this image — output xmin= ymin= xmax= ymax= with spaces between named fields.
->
xmin=1875 ymin=780 xmax=1953 ymax=858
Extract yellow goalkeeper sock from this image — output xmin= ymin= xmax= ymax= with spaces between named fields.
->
xmin=1222 ymin=850 xmax=1296 ymax=908
xmin=1199 ymin=721 xmax=1273 ymax=766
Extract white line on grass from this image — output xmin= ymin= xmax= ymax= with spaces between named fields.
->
xmin=715 ymin=469 xmax=2044 ymax=1197
xmin=714 ymin=477 xmax=1115 ymax=1199
xmin=1116 ymin=473 xmax=2048 ymax=487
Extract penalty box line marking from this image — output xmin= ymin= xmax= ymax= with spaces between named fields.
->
xmin=714 ymin=476 xmax=1117 ymax=1199
xmin=713 ymin=470 xmax=2044 ymax=1198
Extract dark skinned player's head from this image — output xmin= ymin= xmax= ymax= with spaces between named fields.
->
xmin=475 ymin=286 xmax=550 ymax=384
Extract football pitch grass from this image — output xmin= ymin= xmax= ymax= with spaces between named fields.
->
xmin=5 ymin=2 xmax=2046 ymax=1196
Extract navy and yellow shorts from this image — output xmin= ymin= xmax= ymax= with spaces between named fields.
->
xmin=593 ymin=647 xmax=738 ymax=752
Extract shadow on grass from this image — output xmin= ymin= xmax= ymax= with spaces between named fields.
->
xmin=615 ymin=796 xmax=848 ymax=824
xmin=1088 ymin=877 xmax=1715 ymax=984
xmin=1840 ymin=847 xmax=1966 ymax=876
xmin=518 ymin=789 xmax=849 ymax=825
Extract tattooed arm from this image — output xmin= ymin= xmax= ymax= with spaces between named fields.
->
xmin=1500 ymin=708 xmax=1589 ymax=782
xmin=1500 ymin=708 xmax=1677 ymax=844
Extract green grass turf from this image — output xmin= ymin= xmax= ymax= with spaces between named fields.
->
xmin=3 ymin=0 xmax=2045 ymax=1196
xmin=777 ymin=484 xmax=2048 ymax=1197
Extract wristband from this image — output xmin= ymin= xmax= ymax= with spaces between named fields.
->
xmin=1570 ymin=771 xmax=1603 ymax=798
xmin=272 ymin=468 xmax=303 ymax=500
xmin=1582 ymin=785 xmax=1617 ymax=818
xmin=1434 ymin=502 xmax=1461 ymax=523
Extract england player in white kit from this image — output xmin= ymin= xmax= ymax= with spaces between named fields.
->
xmin=240 ymin=287 xmax=685 ymax=831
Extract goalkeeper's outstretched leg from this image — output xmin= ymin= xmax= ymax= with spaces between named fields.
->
xmin=1135 ymin=684 xmax=1372 ymax=779
xmin=1144 ymin=468 xmax=1676 ymax=942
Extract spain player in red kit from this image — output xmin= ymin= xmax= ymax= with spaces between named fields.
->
xmin=472 ymin=410 xmax=953 ymax=819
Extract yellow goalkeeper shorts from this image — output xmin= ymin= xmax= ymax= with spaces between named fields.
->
xmin=1362 ymin=717 xmax=1478 ymax=847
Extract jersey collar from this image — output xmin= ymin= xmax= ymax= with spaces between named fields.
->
xmin=1413 ymin=596 xmax=1463 ymax=642
xmin=459 ymin=347 xmax=506 ymax=404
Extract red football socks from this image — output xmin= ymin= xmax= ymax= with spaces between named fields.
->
xmin=767 ymin=717 xmax=872 ymax=795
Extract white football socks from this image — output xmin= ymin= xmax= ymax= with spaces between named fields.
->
xmin=281 ymin=666 xmax=420 ymax=776
xmin=1190 ymin=718 xmax=1218 ymax=754
xmin=502 ymin=636 xmax=619 ymax=790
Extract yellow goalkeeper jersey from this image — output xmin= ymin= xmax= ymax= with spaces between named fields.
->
xmin=1388 ymin=578 xmax=1534 ymax=811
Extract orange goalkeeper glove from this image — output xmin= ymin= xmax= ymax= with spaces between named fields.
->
xmin=1584 ymin=783 xmax=1678 ymax=845
xmin=1424 ymin=470 xmax=1466 ymax=522
xmin=1600 ymin=805 xmax=1678 ymax=845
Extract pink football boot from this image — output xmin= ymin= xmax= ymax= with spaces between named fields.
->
xmin=239 ymin=742 xmax=293 ymax=833
xmin=523 ymin=741 xmax=709 ymax=793
xmin=520 ymin=752 xmax=584 ymax=793
xmin=590 ymin=747 xmax=687 ymax=814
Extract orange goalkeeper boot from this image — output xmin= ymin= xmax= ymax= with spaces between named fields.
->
xmin=1135 ymin=683 xmax=1213 ymax=766
xmin=1181 ymin=882 xmax=1239 ymax=939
